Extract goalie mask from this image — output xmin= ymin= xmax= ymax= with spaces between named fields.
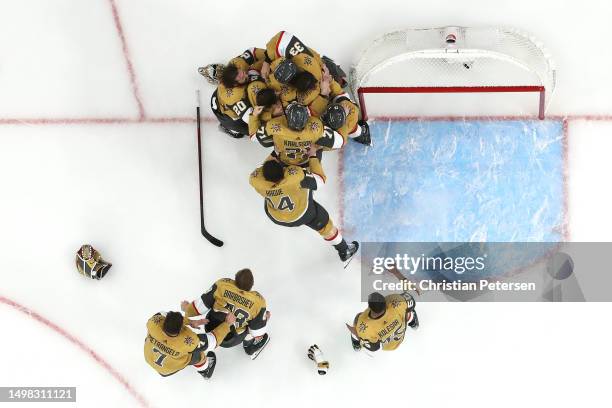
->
xmin=76 ymin=244 xmax=112 ymax=280
xmin=198 ymin=64 xmax=225 ymax=85
xmin=273 ymin=59 xmax=298 ymax=84
xmin=321 ymin=103 xmax=346 ymax=130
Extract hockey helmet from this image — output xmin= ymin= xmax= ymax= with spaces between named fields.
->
xmin=321 ymin=103 xmax=346 ymax=130
xmin=274 ymin=59 xmax=298 ymax=84
xmin=285 ymin=102 xmax=309 ymax=131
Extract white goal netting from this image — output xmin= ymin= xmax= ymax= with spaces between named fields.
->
xmin=350 ymin=26 xmax=556 ymax=119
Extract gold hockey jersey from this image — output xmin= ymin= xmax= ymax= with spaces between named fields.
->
xmin=143 ymin=313 xmax=230 ymax=376
xmin=252 ymin=116 xmax=344 ymax=165
xmin=185 ymin=278 xmax=268 ymax=336
xmin=334 ymin=95 xmax=360 ymax=141
xmin=216 ymin=48 xmax=267 ymax=120
xmin=265 ymin=31 xmax=315 ymax=63
xmin=354 ymin=294 xmax=411 ymax=352
xmin=267 ymin=56 xmax=343 ymax=114
xmin=249 ymin=158 xmax=324 ymax=223
xmin=229 ymin=47 xmax=266 ymax=72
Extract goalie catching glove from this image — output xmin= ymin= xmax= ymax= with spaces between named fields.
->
xmin=76 ymin=244 xmax=112 ymax=280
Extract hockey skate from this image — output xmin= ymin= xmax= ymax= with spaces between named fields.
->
xmin=352 ymin=120 xmax=371 ymax=146
xmin=340 ymin=241 xmax=359 ymax=268
xmin=243 ymin=333 xmax=270 ymax=360
xmin=408 ymin=309 xmax=419 ymax=330
xmin=197 ymin=351 xmax=217 ymax=380
xmin=198 ymin=64 xmax=224 ymax=85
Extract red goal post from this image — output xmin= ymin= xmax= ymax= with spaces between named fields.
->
xmin=350 ymin=26 xmax=556 ymax=120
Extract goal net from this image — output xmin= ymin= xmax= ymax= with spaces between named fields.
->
xmin=350 ymin=26 xmax=556 ymax=120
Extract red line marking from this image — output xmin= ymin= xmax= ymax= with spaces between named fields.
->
xmin=337 ymin=148 xmax=345 ymax=231
xmin=108 ymin=0 xmax=146 ymax=120
xmin=562 ymin=118 xmax=571 ymax=240
xmin=366 ymin=114 xmax=612 ymax=122
xmin=0 ymin=295 xmax=151 ymax=408
xmin=359 ymin=85 xmax=544 ymax=93
xmin=0 ymin=114 xmax=610 ymax=126
xmin=0 ymin=116 xmax=216 ymax=125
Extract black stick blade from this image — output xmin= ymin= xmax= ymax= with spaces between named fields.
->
xmin=202 ymin=228 xmax=224 ymax=247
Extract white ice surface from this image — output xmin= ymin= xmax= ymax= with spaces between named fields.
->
xmin=1 ymin=1 xmax=611 ymax=407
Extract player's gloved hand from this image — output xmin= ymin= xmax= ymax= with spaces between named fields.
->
xmin=351 ymin=336 xmax=362 ymax=352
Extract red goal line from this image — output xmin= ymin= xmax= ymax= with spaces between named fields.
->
xmin=357 ymin=85 xmax=546 ymax=121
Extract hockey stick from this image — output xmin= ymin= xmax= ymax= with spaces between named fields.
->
xmin=196 ymin=90 xmax=224 ymax=247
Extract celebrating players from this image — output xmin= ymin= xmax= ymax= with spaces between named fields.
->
xmin=181 ymin=268 xmax=271 ymax=360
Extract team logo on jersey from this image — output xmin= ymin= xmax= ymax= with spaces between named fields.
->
xmin=309 ymin=121 xmax=320 ymax=132
xmin=184 ymin=336 xmax=194 ymax=346
xmin=251 ymin=84 xmax=261 ymax=94
xmin=153 ymin=315 xmax=163 ymax=324
xmin=288 ymin=167 xmax=298 ymax=175
xmin=391 ymin=298 xmax=401 ymax=308
xmin=226 ymin=88 xmax=234 ymax=97
xmin=358 ymin=322 xmax=368 ymax=333
xmin=271 ymin=124 xmax=281 ymax=133
xmin=303 ymin=56 xmax=313 ymax=66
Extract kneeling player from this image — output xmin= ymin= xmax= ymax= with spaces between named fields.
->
xmin=249 ymin=157 xmax=358 ymax=262
xmin=182 ymin=268 xmax=271 ymax=360
xmin=349 ymin=292 xmax=419 ymax=354
xmin=323 ymin=96 xmax=371 ymax=146
xmin=144 ymin=310 xmax=235 ymax=379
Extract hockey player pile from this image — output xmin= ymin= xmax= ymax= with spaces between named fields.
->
xmin=140 ymin=31 xmax=419 ymax=381
xmin=205 ymin=30 xmax=369 ymax=264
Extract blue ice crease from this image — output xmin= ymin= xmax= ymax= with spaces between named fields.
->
xmin=342 ymin=120 xmax=565 ymax=242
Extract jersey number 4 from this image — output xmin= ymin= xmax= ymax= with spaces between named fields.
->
xmin=266 ymin=195 xmax=295 ymax=212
